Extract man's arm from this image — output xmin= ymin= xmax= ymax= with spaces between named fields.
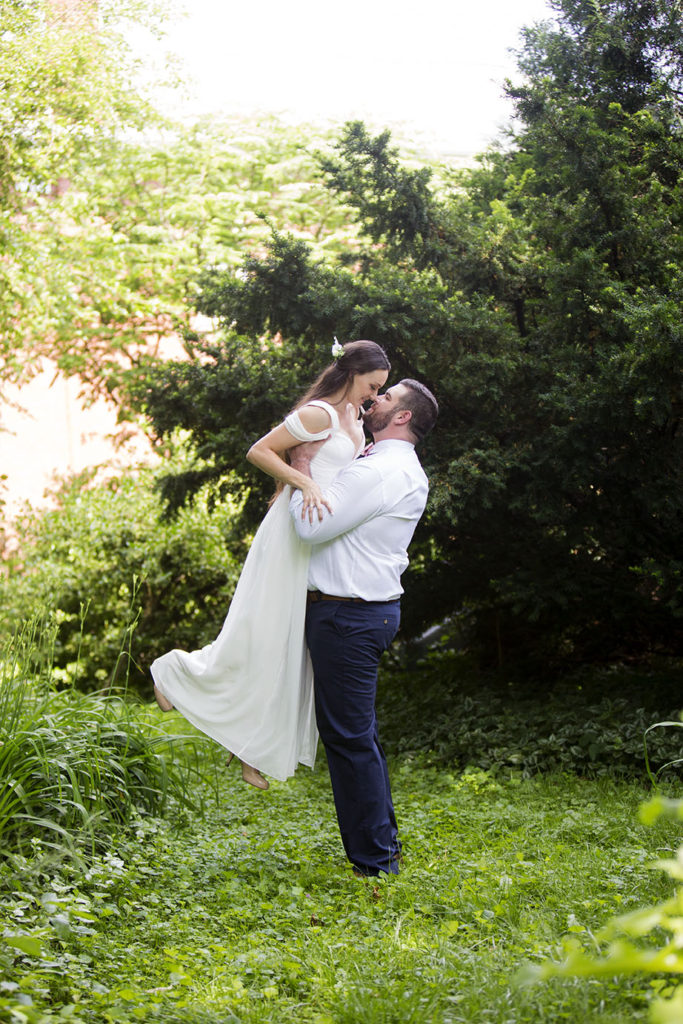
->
xmin=289 ymin=450 xmax=385 ymax=543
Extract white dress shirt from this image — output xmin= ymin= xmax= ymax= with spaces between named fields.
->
xmin=289 ymin=439 xmax=429 ymax=601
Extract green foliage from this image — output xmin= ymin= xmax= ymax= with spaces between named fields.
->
xmin=0 ymin=0 xmax=357 ymax=397
xmin=0 ymin=765 xmax=677 ymax=1022
xmin=0 ymin=464 xmax=242 ymax=690
xmin=0 ymin=620 xmax=206 ymax=856
xmin=47 ymin=115 xmax=361 ymax=402
xmin=318 ymin=123 xmax=442 ymax=266
xmin=526 ymin=793 xmax=683 ymax=1023
xmin=378 ymin=654 xmax=683 ymax=777
xmin=132 ymin=0 xmax=683 ymax=671
xmin=0 ymin=0 xmax=164 ymax=386
xmin=0 ymin=0 xmax=160 ymax=205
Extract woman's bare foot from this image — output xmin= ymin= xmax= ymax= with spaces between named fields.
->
xmin=226 ymin=753 xmax=269 ymax=790
xmin=240 ymin=763 xmax=269 ymax=790
xmin=153 ymin=684 xmax=173 ymax=712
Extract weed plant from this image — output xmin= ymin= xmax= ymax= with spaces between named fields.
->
xmin=528 ymin=791 xmax=683 ymax=1022
xmin=523 ymin=719 xmax=683 ymax=1019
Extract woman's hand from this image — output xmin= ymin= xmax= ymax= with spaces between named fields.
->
xmin=299 ymin=478 xmax=333 ymax=523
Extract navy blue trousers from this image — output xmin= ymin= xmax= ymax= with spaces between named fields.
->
xmin=305 ymin=599 xmax=402 ymax=876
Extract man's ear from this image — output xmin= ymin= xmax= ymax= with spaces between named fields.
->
xmin=394 ymin=409 xmax=412 ymax=426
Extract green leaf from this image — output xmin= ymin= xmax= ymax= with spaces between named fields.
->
xmin=3 ymin=934 xmax=43 ymax=957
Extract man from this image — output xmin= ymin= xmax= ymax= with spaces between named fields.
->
xmin=288 ymin=378 xmax=438 ymax=877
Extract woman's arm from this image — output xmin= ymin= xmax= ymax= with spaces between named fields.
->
xmin=246 ymin=405 xmax=333 ymax=517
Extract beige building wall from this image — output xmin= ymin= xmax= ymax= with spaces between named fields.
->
xmin=0 ymin=365 xmax=155 ymax=526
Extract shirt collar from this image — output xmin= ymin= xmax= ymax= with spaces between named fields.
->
xmin=369 ymin=439 xmax=415 ymax=452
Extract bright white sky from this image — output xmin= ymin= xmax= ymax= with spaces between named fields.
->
xmin=157 ymin=0 xmax=555 ymax=156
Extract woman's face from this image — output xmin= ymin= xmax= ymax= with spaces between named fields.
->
xmin=347 ymin=368 xmax=389 ymax=407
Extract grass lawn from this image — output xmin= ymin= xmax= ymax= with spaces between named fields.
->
xmin=2 ymin=740 xmax=680 ymax=1024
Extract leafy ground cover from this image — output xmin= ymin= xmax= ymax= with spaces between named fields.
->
xmin=379 ymin=654 xmax=683 ymax=779
xmin=1 ymin=734 xmax=680 ymax=1024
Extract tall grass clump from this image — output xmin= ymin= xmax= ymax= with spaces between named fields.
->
xmin=0 ymin=616 xmax=207 ymax=856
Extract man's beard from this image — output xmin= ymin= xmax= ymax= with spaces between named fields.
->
xmin=363 ymin=406 xmax=394 ymax=435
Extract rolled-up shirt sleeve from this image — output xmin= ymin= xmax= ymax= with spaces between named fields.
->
xmin=290 ymin=461 xmax=385 ymax=543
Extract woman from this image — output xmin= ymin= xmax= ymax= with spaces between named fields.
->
xmin=151 ymin=340 xmax=390 ymax=789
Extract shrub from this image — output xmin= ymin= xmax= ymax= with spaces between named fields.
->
xmin=0 ymin=464 xmax=244 ymax=692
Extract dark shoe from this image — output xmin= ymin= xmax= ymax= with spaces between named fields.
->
xmin=352 ymin=866 xmax=379 ymax=878
xmin=353 ymin=852 xmax=402 ymax=878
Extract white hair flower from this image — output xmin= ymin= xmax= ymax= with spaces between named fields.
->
xmin=331 ymin=337 xmax=345 ymax=360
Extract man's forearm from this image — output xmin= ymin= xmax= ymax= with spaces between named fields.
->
xmin=289 ymin=462 xmax=384 ymax=543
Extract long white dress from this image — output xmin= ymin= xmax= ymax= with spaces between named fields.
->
xmin=150 ymin=400 xmax=359 ymax=781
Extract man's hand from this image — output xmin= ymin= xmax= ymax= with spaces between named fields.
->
xmin=289 ymin=440 xmax=332 ymax=522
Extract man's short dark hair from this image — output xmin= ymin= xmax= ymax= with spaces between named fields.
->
xmin=398 ymin=379 xmax=438 ymax=442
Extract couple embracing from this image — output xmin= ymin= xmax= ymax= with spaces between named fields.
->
xmin=152 ymin=340 xmax=438 ymax=878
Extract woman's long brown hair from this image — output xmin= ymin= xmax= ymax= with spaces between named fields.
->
xmin=292 ymin=339 xmax=390 ymax=410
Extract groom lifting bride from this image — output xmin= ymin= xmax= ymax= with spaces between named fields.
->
xmin=151 ymin=340 xmax=437 ymax=877
xmin=289 ymin=379 xmax=438 ymax=877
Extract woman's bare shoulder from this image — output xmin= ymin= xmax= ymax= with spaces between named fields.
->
xmin=295 ymin=403 xmax=334 ymax=431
